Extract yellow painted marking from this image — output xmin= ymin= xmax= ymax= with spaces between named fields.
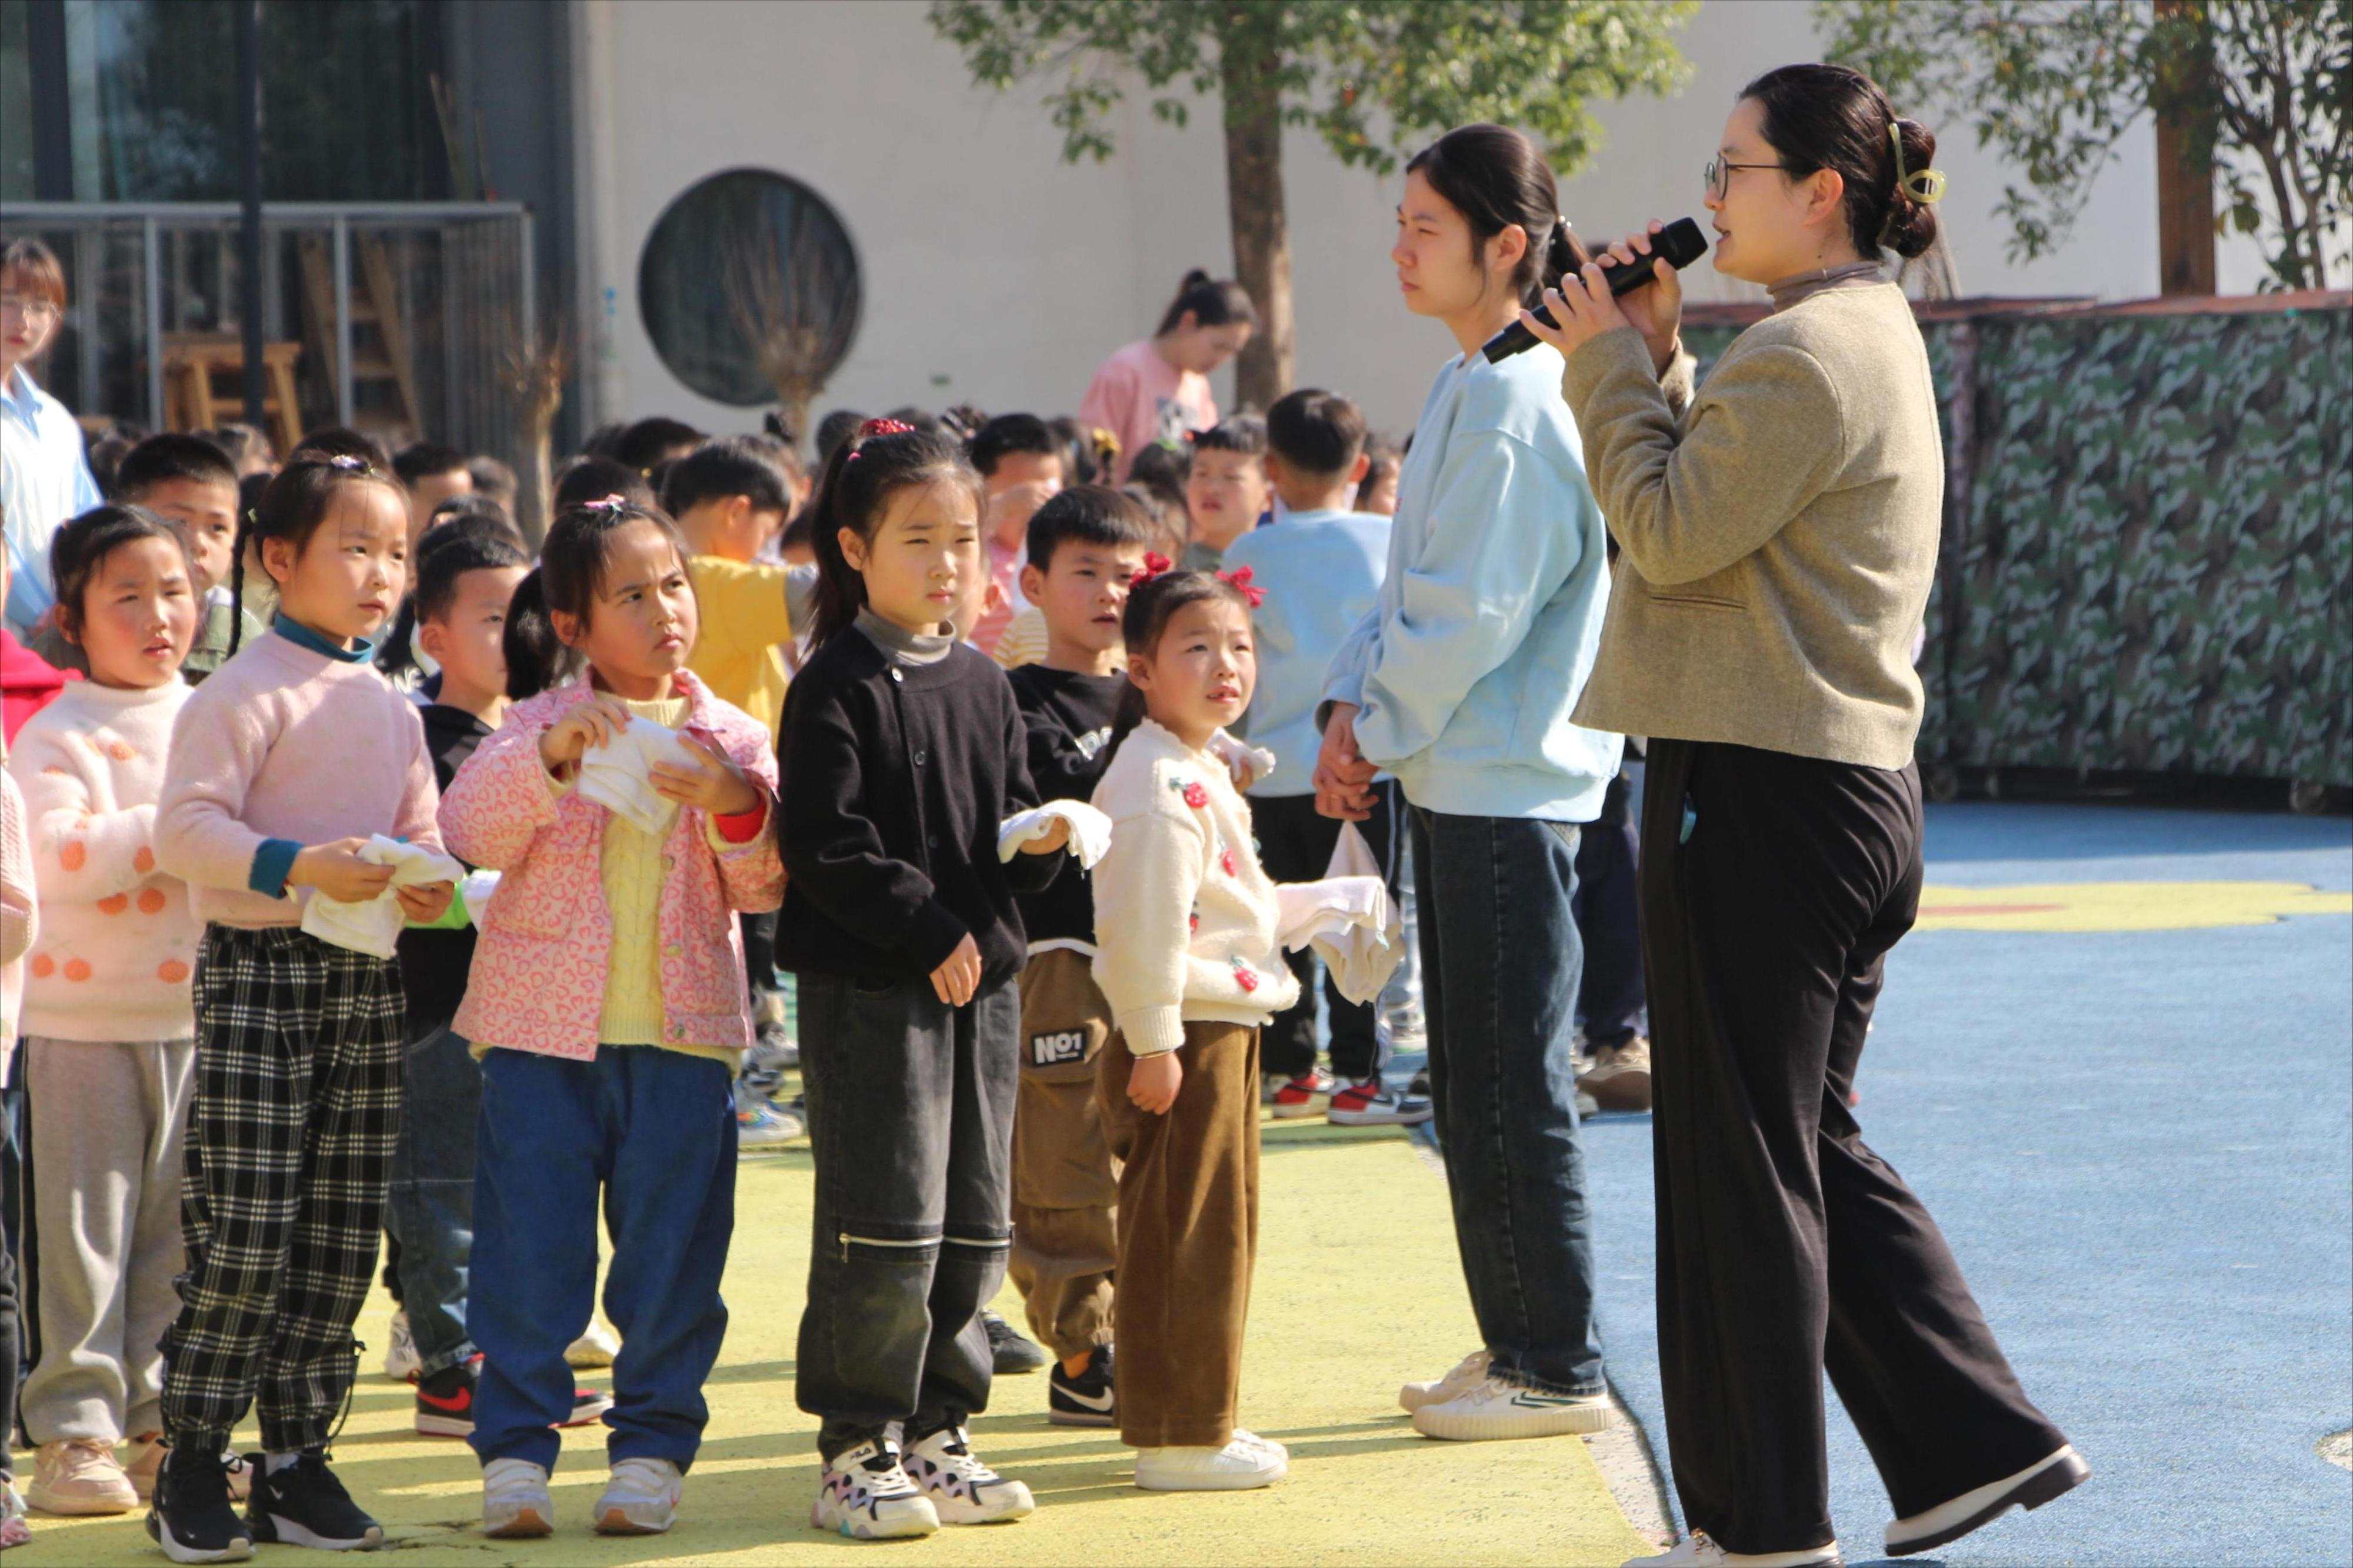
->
xmin=1917 ymin=881 xmax=2353 ymax=932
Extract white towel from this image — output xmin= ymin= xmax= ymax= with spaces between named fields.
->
xmin=575 ymin=716 xmax=701 ymax=836
xmin=298 ymin=835 xmax=466 ymax=959
xmin=1272 ymin=824 xmax=1404 ymax=1005
xmin=997 ymin=800 xmax=1115 ymax=869
xmin=1206 ymin=729 xmax=1279 ymax=790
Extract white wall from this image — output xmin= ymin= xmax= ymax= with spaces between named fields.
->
xmin=582 ymin=0 xmax=2259 ymax=440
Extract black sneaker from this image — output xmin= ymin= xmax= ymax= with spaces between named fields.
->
xmin=148 ymin=1446 xmax=254 ymax=1564
xmin=415 ymin=1353 xmax=615 ymax=1437
xmin=981 ymin=1309 xmax=1048 ymax=1374
xmin=245 ymin=1452 xmax=381 ymax=1550
xmin=1047 ymin=1345 xmax=1116 ymax=1427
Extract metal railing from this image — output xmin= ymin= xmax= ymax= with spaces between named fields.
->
xmin=0 ymin=201 xmax=534 ymax=459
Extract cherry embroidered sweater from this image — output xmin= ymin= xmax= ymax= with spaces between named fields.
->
xmin=1088 ymin=719 xmax=1299 ymax=1056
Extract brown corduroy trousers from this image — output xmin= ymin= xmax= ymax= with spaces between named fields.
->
xmin=1096 ymin=1019 xmax=1259 ymax=1450
xmin=1008 ymin=950 xmax=1119 ymax=1360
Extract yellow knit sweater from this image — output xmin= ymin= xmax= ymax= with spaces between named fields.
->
xmin=597 ymin=694 xmax=734 ymax=1066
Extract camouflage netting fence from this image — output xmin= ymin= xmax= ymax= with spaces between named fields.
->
xmin=1682 ymin=292 xmax=2351 ymax=793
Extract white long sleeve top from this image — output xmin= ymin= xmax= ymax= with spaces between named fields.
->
xmin=1088 ymin=719 xmax=1299 ymax=1056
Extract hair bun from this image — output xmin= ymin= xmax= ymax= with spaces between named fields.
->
xmin=1882 ymin=116 xmax=1942 ymax=259
xmin=1178 ymin=267 xmax=1212 ymax=292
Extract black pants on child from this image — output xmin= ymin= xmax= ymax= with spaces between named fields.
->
xmin=794 ymin=972 xmax=1016 ymax=1459
xmin=1254 ymin=782 xmax=1401 ymax=1081
xmin=1640 ymin=740 xmax=2067 ymax=1553
xmin=163 ymin=926 xmax=404 ymax=1455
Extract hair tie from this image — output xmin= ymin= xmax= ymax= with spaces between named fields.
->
xmin=856 ymin=418 xmax=915 ymax=439
xmin=591 ymin=493 xmax=628 ymax=513
xmin=1217 ymin=565 xmax=1265 ymax=608
xmin=328 ymin=453 xmax=366 ymax=472
xmin=1128 ymin=551 xmax=1174 ymax=588
xmin=1890 ymin=122 xmax=1946 ymax=205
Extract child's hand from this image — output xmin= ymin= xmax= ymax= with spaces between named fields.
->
xmin=538 ymin=695 xmax=635 ymax=775
xmin=396 ymin=880 xmax=456 ymax=923
xmin=651 ymin=734 xmax=762 ymax=817
xmin=929 ymin=933 xmax=982 ymax=1007
xmin=1018 ymin=816 xmax=1071 ymax=855
xmin=1128 ymin=1050 xmax=1182 ymax=1115
xmin=986 ymin=479 xmax=1059 ymax=541
xmin=290 ymin=838 xmax=397 ymax=903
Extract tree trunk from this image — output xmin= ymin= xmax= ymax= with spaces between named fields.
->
xmin=1219 ymin=33 xmax=1291 ymax=412
xmin=2154 ymin=0 xmax=2217 ymax=295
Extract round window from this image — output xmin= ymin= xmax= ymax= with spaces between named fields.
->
xmin=637 ymin=168 xmax=862 ymax=408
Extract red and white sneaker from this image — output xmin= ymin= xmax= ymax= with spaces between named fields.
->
xmin=1267 ymin=1069 xmax=1339 ymax=1119
xmin=1327 ymin=1076 xmax=1434 ymax=1126
xmin=416 ymin=1355 xmax=613 ymax=1437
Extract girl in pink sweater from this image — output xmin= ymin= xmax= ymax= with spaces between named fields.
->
xmin=6 ymin=506 xmax=199 ymax=1517
xmin=151 ymin=455 xmax=452 ymax=1562
xmin=437 ymin=498 xmax=779 ymax=1543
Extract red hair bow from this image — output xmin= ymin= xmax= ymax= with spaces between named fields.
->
xmin=856 ymin=418 xmax=915 ymax=439
xmin=1128 ymin=551 xmax=1174 ymax=588
xmin=1218 ymin=565 xmax=1265 ymax=608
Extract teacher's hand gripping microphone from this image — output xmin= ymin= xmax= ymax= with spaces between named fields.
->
xmin=1483 ymin=217 xmax=1709 ymax=363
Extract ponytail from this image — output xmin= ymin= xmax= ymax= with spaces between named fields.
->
xmin=500 ymin=568 xmax=576 ymax=700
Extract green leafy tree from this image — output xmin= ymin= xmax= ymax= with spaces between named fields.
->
xmin=929 ymin=0 xmax=1694 ymax=408
xmin=1818 ymin=0 xmax=2352 ymax=291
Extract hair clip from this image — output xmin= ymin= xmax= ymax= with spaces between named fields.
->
xmin=328 ymin=453 xmax=366 ymax=472
xmin=1217 ymin=565 xmax=1265 ymax=608
xmin=589 ymin=493 xmax=629 ymax=514
xmin=1891 ymin=123 xmax=1946 ymax=205
xmin=1129 ymin=551 xmax=1174 ymax=588
xmin=856 ymin=417 xmax=916 ymax=439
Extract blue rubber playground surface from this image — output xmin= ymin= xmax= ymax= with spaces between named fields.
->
xmin=1583 ymin=802 xmax=2353 ymax=1566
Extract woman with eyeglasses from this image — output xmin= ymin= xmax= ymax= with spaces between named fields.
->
xmin=1517 ymin=64 xmax=2087 ymax=1568
xmin=2 ymin=238 xmax=104 ymax=641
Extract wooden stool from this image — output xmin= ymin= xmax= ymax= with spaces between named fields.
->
xmin=161 ymin=333 xmax=304 ymax=455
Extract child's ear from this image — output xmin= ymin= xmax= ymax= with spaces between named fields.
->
xmin=1125 ymin=650 xmax=1154 ymax=693
xmin=549 ymin=608 xmax=585 ymax=649
xmin=1348 ymin=451 xmax=1371 ymax=485
xmin=1262 ymin=452 xmax=1287 ymax=489
xmin=259 ymin=535 xmax=298 ymax=586
xmin=1018 ymin=562 xmax=1046 ymax=602
xmin=837 ymin=526 xmax=869 ymax=572
xmin=415 ymin=616 xmax=447 ymax=662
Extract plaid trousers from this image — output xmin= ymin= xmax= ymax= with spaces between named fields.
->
xmin=162 ymin=925 xmax=405 ymax=1453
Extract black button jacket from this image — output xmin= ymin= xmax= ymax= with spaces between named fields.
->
xmin=776 ymin=630 xmax=1057 ymax=987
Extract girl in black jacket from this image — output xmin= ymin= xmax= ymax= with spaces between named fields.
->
xmin=777 ymin=421 xmax=1068 ymax=1539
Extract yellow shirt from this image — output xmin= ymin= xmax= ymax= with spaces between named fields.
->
xmin=991 ymin=605 xmax=1048 ymax=670
xmin=597 ymin=693 xmax=735 ymax=1066
xmin=686 ymin=556 xmax=794 ymax=734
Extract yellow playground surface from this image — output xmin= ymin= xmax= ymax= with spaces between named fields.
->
xmin=12 ymin=1119 xmax=1648 ymax=1567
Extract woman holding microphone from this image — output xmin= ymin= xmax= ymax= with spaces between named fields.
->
xmin=1519 ymin=65 xmax=2085 ymax=1568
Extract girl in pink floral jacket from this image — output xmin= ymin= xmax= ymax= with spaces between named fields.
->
xmin=436 ymin=498 xmax=780 ymax=1540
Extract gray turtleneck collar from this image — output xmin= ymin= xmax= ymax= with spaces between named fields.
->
xmin=854 ymin=606 xmax=955 ymax=666
xmin=1765 ymin=259 xmax=1888 ymax=312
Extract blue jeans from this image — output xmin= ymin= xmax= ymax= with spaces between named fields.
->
xmin=1409 ymin=805 xmax=1604 ymax=1396
xmin=468 ymin=1047 xmax=736 ymax=1472
xmin=383 ymin=1025 xmax=480 ymax=1377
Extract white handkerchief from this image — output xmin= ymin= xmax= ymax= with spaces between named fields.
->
xmin=1272 ymin=825 xmax=1404 ymax=1005
xmin=997 ymin=800 xmax=1115 ymax=869
xmin=298 ymin=835 xmax=466 ymax=959
xmin=576 ymin=716 xmax=701 ymax=836
xmin=1207 ymin=729 xmax=1278 ymax=790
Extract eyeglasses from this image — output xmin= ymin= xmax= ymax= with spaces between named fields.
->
xmin=1705 ymin=155 xmax=1787 ymax=202
xmin=0 ymin=293 xmax=60 ymax=323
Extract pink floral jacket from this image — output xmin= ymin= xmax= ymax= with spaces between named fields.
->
xmin=439 ymin=671 xmax=784 ymax=1060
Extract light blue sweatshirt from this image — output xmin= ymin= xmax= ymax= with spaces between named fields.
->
xmin=1223 ymin=508 xmax=1391 ymax=799
xmin=1321 ymin=341 xmax=1622 ymax=821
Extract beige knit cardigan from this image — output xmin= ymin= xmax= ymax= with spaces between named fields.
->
xmin=1557 ymin=282 xmax=1941 ymax=769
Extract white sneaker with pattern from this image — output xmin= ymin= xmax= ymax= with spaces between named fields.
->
xmin=811 ymin=1440 xmax=940 ymax=1540
xmin=903 ymin=1426 xmax=1034 ymax=1524
xmin=1409 ymin=1372 xmax=1612 ymax=1440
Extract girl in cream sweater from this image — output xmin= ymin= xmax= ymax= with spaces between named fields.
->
xmin=1088 ymin=565 xmax=1299 ymax=1493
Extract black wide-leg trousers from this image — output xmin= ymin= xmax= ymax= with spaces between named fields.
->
xmin=1639 ymin=739 xmax=2067 ymax=1553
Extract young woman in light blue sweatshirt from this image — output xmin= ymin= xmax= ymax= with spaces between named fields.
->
xmin=1314 ymin=124 xmax=1624 ymax=1444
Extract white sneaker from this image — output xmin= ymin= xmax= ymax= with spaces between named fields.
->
xmin=1399 ymin=1348 xmax=1492 ymax=1412
xmin=1410 ymin=1372 xmax=1612 ymax=1440
xmin=482 ymin=1458 xmax=553 ymax=1539
xmin=811 ymin=1439 xmax=940 ymax=1540
xmin=1884 ymin=1445 xmax=2089 ymax=1556
xmin=28 ymin=1438 xmax=138 ymax=1514
xmin=903 ymin=1426 xmax=1034 ymax=1524
xmin=1229 ymin=1427 xmax=1288 ymax=1463
xmin=565 ymin=1317 xmax=621 ymax=1369
xmin=593 ymin=1457 xmax=680 ymax=1535
xmin=382 ymin=1309 xmax=421 ymax=1382
xmin=1132 ymin=1435 xmax=1287 ymax=1492
xmin=737 ymin=1098 xmax=806 ymax=1152
xmin=1625 ymin=1530 xmax=1843 ymax=1566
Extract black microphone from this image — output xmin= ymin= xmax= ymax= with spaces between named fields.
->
xmin=1483 ymin=217 xmax=1710 ymax=363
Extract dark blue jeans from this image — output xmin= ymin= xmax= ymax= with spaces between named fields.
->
xmin=794 ymin=972 xmax=1016 ymax=1460
xmin=384 ymin=1024 xmax=480 ymax=1377
xmin=469 ymin=1046 xmax=736 ymax=1473
xmin=1409 ymin=805 xmax=1604 ymax=1396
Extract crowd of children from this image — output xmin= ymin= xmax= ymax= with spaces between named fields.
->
xmin=0 ymin=242 xmax=1660 ymax=1559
